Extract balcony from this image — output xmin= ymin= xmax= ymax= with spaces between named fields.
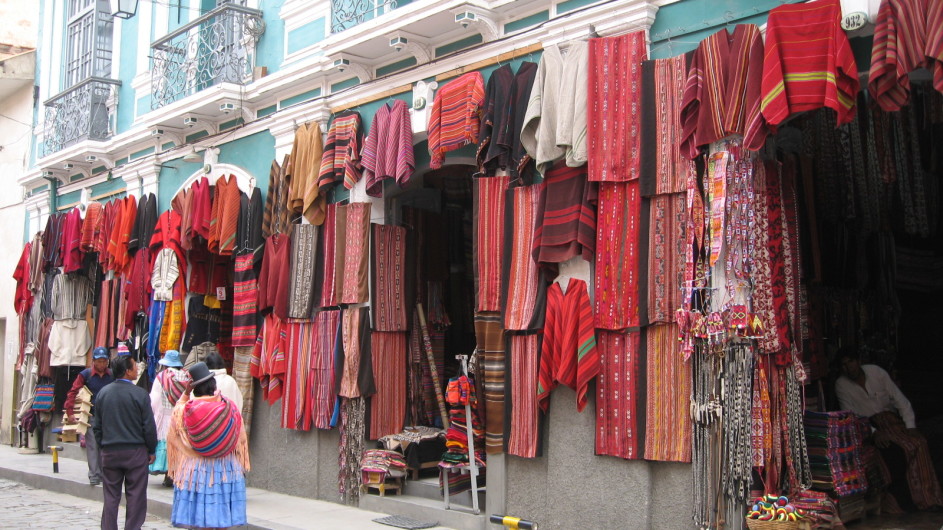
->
xmin=331 ymin=0 xmax=409 ymax=33
xmin=41 ymin=77 xmax=120 ymax=158
xmin=150 ymin=3 xmax=265 ymax=110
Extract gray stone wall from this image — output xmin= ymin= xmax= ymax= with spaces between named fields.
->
xmin=504 ymin=387 xmax=693 ymax=529
xmin=246 ymin=382 xmax=341 ymax=502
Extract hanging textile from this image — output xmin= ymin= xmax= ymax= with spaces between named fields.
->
xmin=474 ymin=311 xmax=505 ymax=454
xmin=232 ymin=255 xmax=259 ymax=348
xmin=338 ymin=396 xmax=366 ymax=503
xmin=869 ymin=0 xmax=943 ymax=111
xmin=208 ymin=175 xmax=241 ymax=256
xmin=283 ymin=319 xmax=315 ymax=431
xmin=503 ymin=182 xmax=547 ymax=331
xmin=647 ymin=194 xmax=686 ymax=324
xmin=189 ymin=176 xmax=213 ymax=247
xmin=371 ymin=224 xmax=408 ymax=332
xmin=761 ymin=0 xmax=859 ymax=128
xmin=473 ymin=175 xmax=510 ymax=312
xmin=478 ymin=62 xmax=538 ymax=180
xmin=288 ymin=121 xmax=326 ymax=225
xmin=428 ymin=72 xmax=485 ymax=169
xmin=587 ymin=31 xmax=647 ymax=182
xmin=369 ymin=331 xmax=407 ymax=439
xmin=595 ymin=330 xmax=641 ymax=460
xmin=537 ymin=278 xmax=598 ymax=413
xmin=521 ymin=41 xmax=589 ymax=176
xmin=80 ymin=202 xmax=103 ymax=252
xmin=340 ymin=203 xmax=370 ymax=304
xmin=257 ymin=233 xmax=291 ymax=320
xmin=236 ymin=187 xmax=264 ymax=261
xmin=680 ymin=24 xmax=766 ymax=158
xmin=594 ymin=181 xmax=641 ymax=330
xmin=158 ymin=281 xmax=185 ymax=354
xmin=643 ymin=324 xmax=691 ymax=462
xmin=337 ymin=307 xmax=374 ymax=399
xmin=507 ymin=333 xmax=540 ymax=458
xmin=362 ymin=99 xmax=414 ymax=197
xmin=287 ymin=224 xmax=318 ymax=319
xmin=318 ymin=110 xmax=364 ymax=191
xmin=228 ymin=346 xmax=254 ymax=433
xmin=252 ymin=313 xmax=286 ymax=405
xmin=129 ymin=192 xmax=157 ymax=256
xmin=60 ymin=208 xmax=84 ymax=275
xmin=316 ymin=203 xmax=340 ymax=308
xmin=531 ymin=162 xmax=596 ymax=268
xmin=309 ymin=309 xmax=339 ymax=430
xmin=263 ymin=156 xmax=292 ymax=238
xmin=641 ymin=54 xmax=692 ymax=196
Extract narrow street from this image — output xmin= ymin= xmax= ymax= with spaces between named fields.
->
xmin=0 ymin=478 xmax=171 ymax=529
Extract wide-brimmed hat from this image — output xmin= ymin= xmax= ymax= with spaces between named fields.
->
xmin=159 ymin=350 xmax=183 ymax=367
xmin=188 ymin=362 xmax=215 ymax=386
xmin=92 ymin=347 xmax=109 ymax=360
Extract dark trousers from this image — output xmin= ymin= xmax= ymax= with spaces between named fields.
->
xmin=101 ymin=446 xmax=149 ymax=530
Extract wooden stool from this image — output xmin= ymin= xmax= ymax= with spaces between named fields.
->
xmin=360 ymin=470 xmax=404 ymax=497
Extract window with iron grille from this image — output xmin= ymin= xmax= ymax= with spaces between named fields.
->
xmin=63 ymin=0 xmax=113 ymax=89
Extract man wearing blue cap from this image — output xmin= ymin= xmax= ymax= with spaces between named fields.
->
xmin=65 ymin=346 xmax=115 ymax=485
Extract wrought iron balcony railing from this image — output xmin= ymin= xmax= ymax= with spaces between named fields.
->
xmin=331 ymin=0 xmax=406 ymax=33
xmin=41 ymin=77 xmax=120 ymax=158
xmin=150 ymin=4 xmax=265 ymax=110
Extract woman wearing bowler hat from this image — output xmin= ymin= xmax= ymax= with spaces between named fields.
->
xmin=167 ymin=362 xmax=250 ymax=528
xmin=149 ymin=350 xmax=190 ymax=484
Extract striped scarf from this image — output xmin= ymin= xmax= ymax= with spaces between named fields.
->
xmin=183 ymin=394 xmax=243 ymax=459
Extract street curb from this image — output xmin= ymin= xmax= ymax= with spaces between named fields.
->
xmin=0 ymin=461 xmax=275 ymax=529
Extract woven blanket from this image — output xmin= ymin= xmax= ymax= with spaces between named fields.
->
xmin=183 ymin=395 xmax=243 ymax=458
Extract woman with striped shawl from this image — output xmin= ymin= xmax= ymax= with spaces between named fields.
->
xmin=167 ymin=362 xmax=250 ymax=528
xmin=149 ymin=350 xmax=190 ymax=483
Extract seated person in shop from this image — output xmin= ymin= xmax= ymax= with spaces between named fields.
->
xmin=834 ymin=348 xmax=943 ymax=511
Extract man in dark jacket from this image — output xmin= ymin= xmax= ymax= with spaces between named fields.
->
xmin=92 ymin=355 xmax=158 ymax=530
xmin=65 ymin=346 xmax=114 ymax=485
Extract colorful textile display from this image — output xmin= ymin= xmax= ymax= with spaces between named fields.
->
xmin=643 ymin=324 xmax=691 ymax=462
xmin=369 ymin=331 xmax=407 ymax=440
xmin=537 ymin=278 xmax=598 ymax=413
xmin=587 ymin=31 xmax=647 ymax=182
xmin=680 ymin=24 xmax=766 ymax=158
xmin=507 ymin=333 xmax=540 ymax=458
xmin=363 ymin=99 xmax=415 ymax=197
xmin=641 ymin=54 xmax=692 ymax=197
xmin=316 ymin=203 xmax=341 ymax=308
xmin=439 ymin=373 xmax=486 ymax=495
xmin=647 ymin=194 xmax=686 ymax=324
xmin=474 ymin=312 xmax=505 ymax=454
xmin=804 ymin=410 xmax=868 ymax=497
xmin=761 ymin=0 xmax=859 ymax=128
xmin=310 ymin=310 xmax=340 ymax=430
xmin=283 ymin=320 xmax=315 ymax=431
xmin=594 ymin=181 xmax=641 ymax=330
xmin=263 ymin=156 xmax=292 ymax=238
xmin=232 ymin=345 xmax=254 ymax=432
xmin=257 ymin=233 xmax=291 ymax=319
xmin=252 ymin=314 xmax=286 ymax=404
xmin=181 ymin=394 xmax=245 ymax=459
xmin=208 ymin=175 xmax=241 ymax=256
xmin=503 ymin=183 xmax=547 ymax=331
xmin=231 ymin=254 xmax=259 ymax=348
xmin=478 ymin=62 xmax=538 ymax=180
xmin=340 ymin=203 xmax=371 ymax=304
xmin=531 ymin=162 xmax=596 ymax=267
xmin=595 ymin=330 xmax=641 ymax=459
xmin=287 ymin=224 xmax=317 ymax=319
xmin=318 ymin=110 xmax=364 ymax=190
xmin=869 ymin=0 xmax=943 ymax=111
xmin=473 ymin=175 xmax=510 ymax=312
xmin=371 ymin=224 xmax=408 ymax=332
xmin=338 ymin=397 xmax=366 ymax=504
xmin=337 ymin=307 xmax=374 ymax=399
xmin=428 ymin=72 xmax=485 ymax=169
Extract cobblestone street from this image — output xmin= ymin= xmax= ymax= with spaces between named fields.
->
xmin=0 ymin=478 xmax=171 ymax=529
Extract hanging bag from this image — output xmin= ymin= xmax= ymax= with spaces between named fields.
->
xmin=31 ymin=382 xmax=55 ymax=412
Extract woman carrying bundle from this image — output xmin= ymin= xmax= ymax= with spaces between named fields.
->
xmin=149 ymin=350 xmax=191 ymax=485
xmin=167 ymin=362 xmax=250 ymax=528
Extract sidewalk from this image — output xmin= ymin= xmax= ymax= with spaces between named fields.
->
xmin=0 ymin=443 xmax=452 ymax=529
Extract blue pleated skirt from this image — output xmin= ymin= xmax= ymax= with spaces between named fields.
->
xmin=149 ymin=440 xmax=168 ymax=474
xmin=171 ymin=456 xmax=247 ymax=528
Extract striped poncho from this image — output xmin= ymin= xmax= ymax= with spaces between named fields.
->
xmin=760 ymin=0 xmax=859 ymax=128
xmin=428 ymin=72 xmax=485 ymax=169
